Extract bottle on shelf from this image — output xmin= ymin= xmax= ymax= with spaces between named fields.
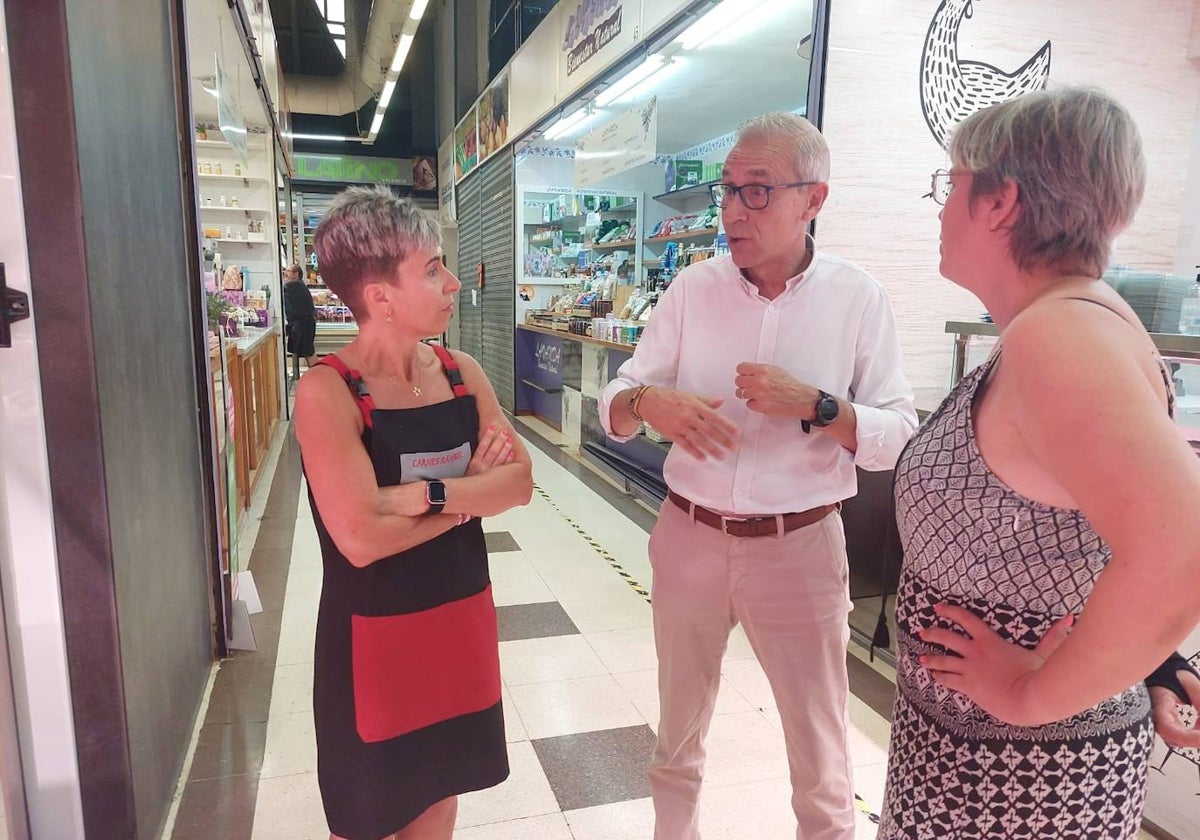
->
xmin=214 ymin=162 xmax=223 ymax=175
xmin=1180 ymin=270 xmax=1200 ymax=335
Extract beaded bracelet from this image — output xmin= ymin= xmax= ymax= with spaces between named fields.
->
xmin=629 ymin=385 xmax=651 ymax=422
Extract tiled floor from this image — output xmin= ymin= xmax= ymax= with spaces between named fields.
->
xmin=239 ymin=433 xmax=896 ymax=840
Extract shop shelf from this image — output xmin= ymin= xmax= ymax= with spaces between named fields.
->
xmin=591 ymin=238 xmax=638 ymax=250
xmin=210 ymin=238 xmax=269 ymax=245
xmin=653 ymin=180 xmax=720 ymax=205
xmin=200 ymin=205 xmax=272 ymax=214
xmin=198 ymin=173 xmax=270 ymax=184
xmin=644 ymin=228 xmax=718 ymax=245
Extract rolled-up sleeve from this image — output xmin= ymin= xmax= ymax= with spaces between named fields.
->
xmin=849 ymin=284 xmax=918 ymax=470
xmin=599 ymin=281 xmax=687 ymax=442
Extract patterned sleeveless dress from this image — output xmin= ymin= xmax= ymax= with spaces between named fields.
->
xmin=878 ymin=337 xmax=1175 ymax=839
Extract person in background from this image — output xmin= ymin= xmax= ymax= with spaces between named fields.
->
xmin=293 ymin=187 xmax=533 ymax=840
xmin=600 ymin=112 xmax=918 ymax=840
xmin=283 ymin=263 xmax=318 ymax=371
xmin=880 ymin=86 xmax=1200 ymax=839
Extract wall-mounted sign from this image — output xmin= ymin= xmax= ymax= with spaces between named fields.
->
xmin=412 ymin=155 xmax=437 ymax=192
xmin=575 ymin=97 xmax=657 ymax=187
xmin=479 ymin=72 xmax=510 ymax=161
xmin=455 ymin=106 xmax=479 ymax=180
xmin=293 ymin=154 xmax=413 ymax=185
xmin=562 ymin=0 xmax=624 ymax=77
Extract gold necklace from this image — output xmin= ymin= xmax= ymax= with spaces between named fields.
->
xmin=386 ymin=368 xmax=422 ymax=397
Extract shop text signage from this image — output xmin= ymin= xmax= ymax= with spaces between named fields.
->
xmin=562 ymin=0 xmax=624 ymax=77
xmin=576 ymin=97 xmax=657 ymax=187
xmin=294 ymin=154 xmax=413 ymax=186
xmin=535 ymin=339 xmax=561 ymax=375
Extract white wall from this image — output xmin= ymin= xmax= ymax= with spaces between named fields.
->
xmin=821 ymin=0 xmax=1200 ymax=404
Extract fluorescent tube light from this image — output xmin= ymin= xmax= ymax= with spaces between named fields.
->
xmin=543 ymin=107 xmax=594 ymax=141
xmin=288 ymin=133 xmax=353 ymax=142
xmin=595 ymin=54 xmax=668 ymax=107
xmin=677 ymin=0 xmax=767 ymax=50
xmin=391 ymin=33 xmax=415 ymax=72
xmin=410 ymin=0 xmax=430 ymax=20
xmin=370 ymin=112 xmax=385 ymax=135
xmin=379 ymin=79 xmax=397 ymax=109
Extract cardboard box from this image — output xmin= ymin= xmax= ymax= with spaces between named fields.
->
xmin=675 ymin=160 xmax=703 ymax=189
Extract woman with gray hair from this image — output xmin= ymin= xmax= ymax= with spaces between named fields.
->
xmin=880 ymin=87 xmax=1200 ymax=838
xmin=293 ymin=186 xmax=533 ymax=840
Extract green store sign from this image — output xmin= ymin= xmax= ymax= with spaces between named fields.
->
xmin=293 ymin=154 xmax=412 ymax=186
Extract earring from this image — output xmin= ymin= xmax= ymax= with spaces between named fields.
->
xmin=385 ymin=304 xmax=393 ymax=324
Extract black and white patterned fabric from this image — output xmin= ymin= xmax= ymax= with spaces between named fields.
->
xmin=878 ymin=350 xmax=1166 ymax=839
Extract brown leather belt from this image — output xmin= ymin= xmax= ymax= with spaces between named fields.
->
xmin=667 ymin=491 xmax=837 ymax=538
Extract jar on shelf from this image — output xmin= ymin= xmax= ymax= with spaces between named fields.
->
xmin=234 ymin=163 xmax=243 ymax=176
xmin=214 ymin=162 xmax=223 ymax=175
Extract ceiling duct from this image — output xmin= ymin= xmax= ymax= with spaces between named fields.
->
xmin=284 ymin=0 xmax=416 ymax=122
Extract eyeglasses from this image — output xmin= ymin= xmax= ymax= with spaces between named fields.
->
xmin=710 ymin=181 xmax=820 ymax=211
xmin=925 ymin=169 xmax=954 ymax=205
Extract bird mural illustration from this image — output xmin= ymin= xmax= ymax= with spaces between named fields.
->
xmin=919 ymin=0 xmax=1052 ymax=149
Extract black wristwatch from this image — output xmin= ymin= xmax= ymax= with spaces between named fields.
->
xmin=802 ymin=391 xmax=839 ymax=433
xmin=425 ymin=479 xmax=447 ymax=515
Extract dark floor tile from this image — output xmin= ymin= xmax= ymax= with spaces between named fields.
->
xmin=203 ymin=656 xmax=276 ymax=725
xmin=847 ymin=652 xmax=896 ymax=723
xmin=496 ymin=602 xmax=580 ymax=642
xmin=485 ymin=531 xmax=521 ymax=553
xmin=532 ymin=725 xmax=655 ymax=811
xmin=187 ymin=721 xmax=268 ymax=782
xmin=171 ymin=774 xmax=258 ymax=840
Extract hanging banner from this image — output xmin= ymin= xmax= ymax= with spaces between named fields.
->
xmin=438 ymin=135 xmax=456 ymax=225
xmin=215 ymin=53 xmax=249 ymax=166
xmin=479 ymin=71 xmax=510 ymax=161
xmin=454 ymin=105 xmax=479 ymax=181
xmin=575 ymin=97 xmax=658 ymax=187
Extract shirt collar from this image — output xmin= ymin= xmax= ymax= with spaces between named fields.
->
xmin=736 ymin=233 xmax=818 ymax=297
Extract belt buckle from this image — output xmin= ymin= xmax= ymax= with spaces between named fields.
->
xmin=720 ymin=515 xmax=745 ymax=536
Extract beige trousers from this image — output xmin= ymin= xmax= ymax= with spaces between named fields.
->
xmin=647 ymin=499 xmax=855 ymax=840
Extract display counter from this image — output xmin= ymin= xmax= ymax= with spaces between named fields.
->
xmin=946 ymin=320 xmax=1200 ymax=446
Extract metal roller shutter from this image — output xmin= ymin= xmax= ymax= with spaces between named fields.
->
xmin=455 ymin=172 xmax=483 ymax=360
xmin=478 ymin=150 xmax=515 ymax=413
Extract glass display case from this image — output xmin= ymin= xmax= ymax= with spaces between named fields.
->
xmin=518 ymin=187 xmax=642 ymax=289
xmin=946 ymin=320 xmax=1200 ymax=449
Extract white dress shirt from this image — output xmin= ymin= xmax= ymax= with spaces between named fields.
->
xmin=599 ymin=247 xmax=918 ymax=515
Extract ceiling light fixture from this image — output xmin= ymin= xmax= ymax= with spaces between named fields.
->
xmin=595 ymin=54 xmax=669 ymax=107
xmin=370 ymin=112 xmax=385 ymax=136
xmin=677 ymin=0 xmax=767 ymax=50
xmin=288 ymin=132 xmax=356 ymax=142
xmin=543 ymin=106 xmax=595 ymax=141
xmin=410 ymin=0 xmax=430 ymax=20
xmin=390 ymin=33 xmax=415 ymax=73
xmin=379 ymin=79 xmax=397 ymax=109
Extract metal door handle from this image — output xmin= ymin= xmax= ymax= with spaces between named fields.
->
xmin=0 ymin=263 xmax=30 ymax=348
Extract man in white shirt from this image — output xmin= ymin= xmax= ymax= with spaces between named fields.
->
xmin=600 ymin=113 xmax=917 ymax=840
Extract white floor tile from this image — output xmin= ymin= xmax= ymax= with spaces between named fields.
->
xmin=501 ymin=685 xmax=528 ymax=744
xmin=492 ymin=570 xmax=557 ymax=607
xmin=275 ymin=611 xmax=317 ymax=667
xmin=259 ymin=710 xmax=317 ymax=779
xmin=585 ymin=627 xmax=658 ymax=675
xmin=266 ymin=663 xmax=314 ymax=719
xmin=612 ymin=669 xmax=755 ymax=730
xmin=720 ymin=656 xmax=776 ymax=711
xmin=565 ymin=797 xmax=655 ymax=840
xmin=507 ymin=675 xmax=646 ymax=740
xmin=250 ymin=772 xmax=327 ymax=840
xmin=454 ymin=741 xmax=559 ymax=828
xmin=701 ymin=710 xmax=791 ymax=790
xmin=499 ymin=634 xmax=609 ymax=687
xmin=453 ymin=812 xmax=573 ymax=839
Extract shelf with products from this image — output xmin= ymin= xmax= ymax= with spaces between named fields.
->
xmin=592 ymin=238 xmax=638 ymax=250
xmin=200 ymin=205 xmax=273 ymax=214
xmin=198 ymin=173 xmax=270 ymax=184
xmin=517 ymin=188 xmax=642 ymax=293
xmin=644 ymin=228 xmax=719 ymax=245
xmin=653 ymin=179 xmax=720 ymax=205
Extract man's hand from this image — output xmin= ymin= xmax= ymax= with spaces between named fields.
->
xmin=638 ymin=387 xmax=739 ymax=460
xmin=1151 ymin=671 xmax=1200 ymax=750
xmin=467 ymin=424 xmax=515 ymax=475
xmin=734 ymin=363 xmax=818 ymax=418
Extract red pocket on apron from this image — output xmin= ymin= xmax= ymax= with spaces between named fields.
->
xmin=350 ymin=585 xmax=501 ymax=743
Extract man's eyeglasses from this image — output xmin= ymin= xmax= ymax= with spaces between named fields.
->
xmin=710 ymin=181 xmax=820 ymax=211
xmin=925 ymin=169 xmax=954 ymax=205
